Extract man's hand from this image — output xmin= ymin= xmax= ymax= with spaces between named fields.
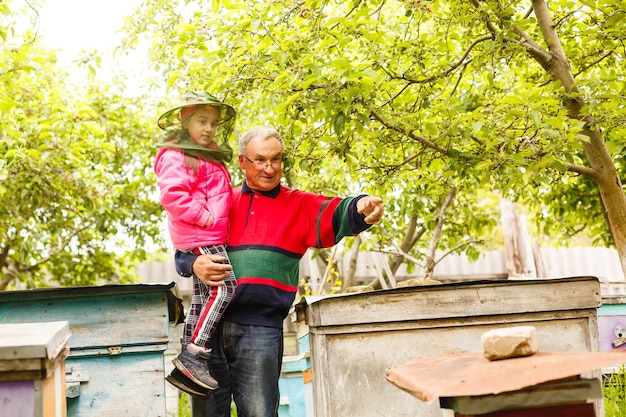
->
xmin=192 ymin=254 xmax=233 ymax=286
xmin=357 ymin=196 xmax=384 ymax=224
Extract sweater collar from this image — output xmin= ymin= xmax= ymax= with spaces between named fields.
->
xmin=241 ymin=180 xmax=281 ymax=198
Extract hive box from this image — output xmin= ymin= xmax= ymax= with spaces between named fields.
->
xmin=0 ymin=283 xmax=184 ymax=417
xmin=0 ymin=321 xmax=71 ymax=417
xmin=295 ymin=276 xmax=602 ymax=417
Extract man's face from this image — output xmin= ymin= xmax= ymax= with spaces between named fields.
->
xmin=238 ymin=135 xmax=283 ymax=192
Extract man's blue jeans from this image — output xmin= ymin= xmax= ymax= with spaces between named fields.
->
xmin=192 ymin=320 xmax=283 ymax=417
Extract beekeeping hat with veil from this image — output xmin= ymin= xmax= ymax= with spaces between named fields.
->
xmin=157 ymin=91 xmax=236 ymax=164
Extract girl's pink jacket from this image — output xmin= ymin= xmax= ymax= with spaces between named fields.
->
xmin=154 ymin=148 xmax=232 ymax=250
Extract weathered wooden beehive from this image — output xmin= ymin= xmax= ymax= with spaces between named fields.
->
xmin=0 ymin=321 xmax=71 ymax=417
xmin=295 ymin=276 xmax=602 ymax=417
xmin=0 ymin=283 xmax=184 ymax=417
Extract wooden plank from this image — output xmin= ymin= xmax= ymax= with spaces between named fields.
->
xmin=305 ymin=311 xmax=600 ymax=417
xmin=0 ymin=292 xmax=169 ymax=350
xmin=440 ymin=378 xmax=602 ymax=414
xmin=0 ymin=348 xmax=69 ymax=382
xmin=65 ymin=352 xmax=165 ymax=417
xmin=0 ymin=283 xmax=176 ymax=302
xmin=308 ymin=310 xmax=598 ymax=340
xmin=304 ymin=277 xmax=600 ymax=327
xmin=0 ymin=322 xmax=70 ymax=384
xmin=454 ymin=402 xmax=595 ymax=417
xmin=0 ymin=322 xmax=70 ymax=361
xmin=385 ymin=352 xmax=626 ymax=404
xmin=42 ymin=364 xmax=67 ymax=417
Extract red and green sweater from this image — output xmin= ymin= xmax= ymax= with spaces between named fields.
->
xmin=175 ymin=181 xmax=371 ymax=329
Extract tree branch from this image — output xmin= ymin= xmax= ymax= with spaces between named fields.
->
xmin=469 ymin=0 xmax=500 ymax=35
xmin=395 ymin=35 xmax=493 ymax=85
xmin=378 ymin=221 xmax=426 ymax=274
xmin=0 ymin=262 xmax=19 ymax=291
xmin=369 ymin=110 xmax=450 ymax=155
xmin=0 ymin=66 xmax=35 ymax=77
xmin=467 ymin=0 xmax=553 ymax=74
xmin=530 ymin=0 xmax=577 ymax=92
xmin=565 ymin=163 xmax=599 ymax=180
xmin=434 ymin=239 xmax=484 ymax=267
xmin=343 ymin=235 xmax=362 ymax=289
xmin=574 ymin=50 xmax=614 ymax=77
xmin=0 ymin=240 xmax=10 ymax=270
xmin=512 ymin=26 xmax=553 ymax=65
xmin=378 ymin=248 xmax=422 ymax=267
xmin=424 ymin=185 xmax=457 ymax=279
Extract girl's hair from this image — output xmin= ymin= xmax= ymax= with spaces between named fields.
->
xmin=163 ymin=129 xmax=202 ymax=173
xmin=183 ymin=155 xmax=200 ymax=173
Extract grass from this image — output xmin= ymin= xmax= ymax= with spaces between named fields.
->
xmin=605 ymin=367 xmax=626 ymax=417
xmin=178 ymin=394 xmax=191 ymax=417
xmin=177 ymin=394 xmax=238 ymax=417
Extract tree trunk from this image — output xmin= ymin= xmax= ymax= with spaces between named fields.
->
xmin=0 ymin=263 xmax=18 ymax=291
xmin=342 ymin=235 xmax=361 ymax=290
xmin=519 ymin=0 xmax=626 ymax=279
xmin=500 ymin=200 xmax=537 ymax=278
xmin=389 ymin=215 xmax=426 ymax=275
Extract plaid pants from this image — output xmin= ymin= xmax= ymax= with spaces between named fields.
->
xmin=181 ymin=244 xmax=237 ymax=348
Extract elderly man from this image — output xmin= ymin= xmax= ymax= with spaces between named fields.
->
xmin=174 ymin=126 xmax=384 ymax=417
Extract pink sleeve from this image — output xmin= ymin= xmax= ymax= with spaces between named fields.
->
xmin=155 ymin=150 xmax=207 ymax=226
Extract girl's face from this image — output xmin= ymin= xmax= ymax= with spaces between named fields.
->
xmin=186 ymin=106 xmax=221 ymax=148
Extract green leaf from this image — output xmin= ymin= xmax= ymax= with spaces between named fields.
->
xmin=332 ymin=111 xmax=346 ymax=137
xmin=502 ymin=95 xmax=526 ymax=106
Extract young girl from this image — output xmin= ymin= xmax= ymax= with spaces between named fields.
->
xmin=154 ymin=91 xmax=237 ymax=395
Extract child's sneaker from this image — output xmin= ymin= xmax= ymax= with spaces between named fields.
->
xmin=165 ymin=368 xmax=210 ymax=398
xmin=172 ymin=347 xmax=218 ymax=390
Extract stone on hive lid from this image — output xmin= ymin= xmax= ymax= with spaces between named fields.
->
xmin=481 ymin=325 xmax=538 ymax=361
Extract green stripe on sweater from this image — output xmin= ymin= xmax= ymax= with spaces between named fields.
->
xmin=229 ymin=249 xmax=301 ymax=287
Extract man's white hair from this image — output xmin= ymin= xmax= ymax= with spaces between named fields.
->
xmin=238 ymin=126 xmax=284 ymax=155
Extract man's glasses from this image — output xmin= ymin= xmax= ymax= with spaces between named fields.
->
xmin=242 ymin=155 xmax=284 ymax=169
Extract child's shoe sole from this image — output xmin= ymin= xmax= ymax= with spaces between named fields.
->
xmin=172 ymin=355 xmax=219 ymax=390
xmin=165 ymin=368 xmax=210 ymax=398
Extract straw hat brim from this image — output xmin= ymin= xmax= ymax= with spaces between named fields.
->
xmin=158 ymin=100 xmax=236 ymax=130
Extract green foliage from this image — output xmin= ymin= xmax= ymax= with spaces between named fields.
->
xmin=0 ymin=0 xmax=165 ymax=289
xmin=604 ymin=367 xmax=626 ymax=417
xmin=178 ymin=393 xmax=191 ymax=417
xmin=122 ymin=0 xmax=626 ymax=266
xmin=11 ymin=0 xmax=626 ymax=282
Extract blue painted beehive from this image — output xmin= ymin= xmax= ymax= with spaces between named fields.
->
xmin=0 ymin=283 xmax=184 ymax=417
xmin=278 ymin=353 xmax=311 ymax=417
